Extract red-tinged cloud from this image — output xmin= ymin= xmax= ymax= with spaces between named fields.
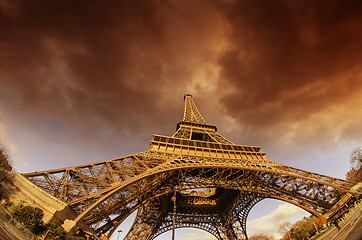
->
xmin=214 ymin=0 xmax=362 ymax=150
xmin=0 ymin=0 xmax=361 ymax=164
xmin=0 ymin=0 xmax=224 ymax=139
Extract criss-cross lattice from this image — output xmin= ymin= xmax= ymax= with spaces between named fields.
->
xmin=23 ymin=94 xmax=360 ymax=240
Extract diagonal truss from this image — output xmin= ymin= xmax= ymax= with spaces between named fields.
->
xmin=22 ymin=94 xmax=360 ymax=240
xmin=183 ymin=93 xmax=207 ymax=124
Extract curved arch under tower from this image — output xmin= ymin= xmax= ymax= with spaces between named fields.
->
xmin=22 ymin=94 xmax=361 ymax=239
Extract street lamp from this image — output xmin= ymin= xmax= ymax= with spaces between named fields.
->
xmin=172 ymin=186 xmax=180 ymax=240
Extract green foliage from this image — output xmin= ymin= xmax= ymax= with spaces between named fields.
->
xmin=1 ymin=184 xmax=68 ymax=238
xmin=2 ymin=198 xmax=13 ymax=210
xmin=290 ymin=227 xmax=309 ymax=240
xmin=0 ymin=180 xmax=12 ymax=209
xmin=69 ymin=237 xmax=86 ymax=240
xmin=10 ymin=204 xmax=45 ymax=234
xmin=1 ymin=197 xmax=67 ymax=238
xmin=282 ymin=148 xmax=362 ymax=240
xmin=281 ymin=216 xmax=324 ymax=240
xmin=45 ymin=220 xmax=67 ymax=239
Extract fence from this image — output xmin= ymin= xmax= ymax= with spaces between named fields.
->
xmin=0 ymin=203 xmax=36 ymax=240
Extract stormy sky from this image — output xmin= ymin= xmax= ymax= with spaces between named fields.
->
xmin=1 ymin=0 xmax=362 ymax=238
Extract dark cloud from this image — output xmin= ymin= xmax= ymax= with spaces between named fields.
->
xmin=208 ymin=0 xmax=362 ymax=153
xmin=0 ymin=0 xmax=361 ymax=164
xmin=216 ymin=0 xmax=362 ymax=125
xmin=0 ymin=0 xmax=222 ymax=142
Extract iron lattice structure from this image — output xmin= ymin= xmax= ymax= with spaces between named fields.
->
xmin=23 ymin=94 xmax=359 ymax=240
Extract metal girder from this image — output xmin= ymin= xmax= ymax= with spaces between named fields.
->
xmin=23 ymin=149 xmax=357 ymax=239
xmin=21 ymin=94 xmax=360 ymax=240
xmin=122 ymin=191 xmax=265 ymax=240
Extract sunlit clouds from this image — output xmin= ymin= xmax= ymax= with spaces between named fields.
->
xmin=247 ymin=204 xmax=309 ymax=239
xmin=0 ymin=108 xmax=28 ymax=167
xmin=1 ymin=0 xmax=361 ymax=158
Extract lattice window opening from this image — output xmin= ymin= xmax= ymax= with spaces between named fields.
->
xmin=151 ymin=216 xmax=226 ymax=238
xmin=179 ymin=187 xmax=216 ymax=197
xmin=81 ymin=184 xmax=173 ymax=224
xmin=70 ymin=170 xmax=112 ymax=186
xmin=86 ymin=202 xmax=139 ymax=227
xmin=79 ymin=196 xmax=130 ymax=217
xmin=70 ymin=169 xmax=117 ymax=189
xmin=90 ymin=214 xmax=119 ymax=232
xmin=190 ymin=131 xmax=214 ymax=142
xmin=102 ymin=209 xmax=139 ymax=234
xmin=27 ymin=177 xmax=55 ymax=192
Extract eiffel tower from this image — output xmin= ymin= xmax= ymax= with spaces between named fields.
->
xmin=23 ymin=94 xmax=360 ymax=240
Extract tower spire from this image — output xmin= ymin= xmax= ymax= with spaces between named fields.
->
xmin=176 ymin=94 xmax=222 ymax=141
xmin=22 ymin=94 xmax=358 ymax=240
xmin=183 ymin=94 xmax=207 ymax=124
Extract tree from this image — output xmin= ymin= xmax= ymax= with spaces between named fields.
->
xmin=0 ymin=145 xmax=12 ymax=181
xmin=350 ymin=147 xmax=362 ymax=170
xmin=282 ymin=216 xmax=324 ymax=240
xmin=249 ymin=234 xmax=274 ymax=240
xmin=290 ymin=227 xmax=309 ymax=240
xmin=346 ymin=147 xmax=362 ymax=182
xmin=313 ymin=216 xmax=326 ymax=232
xmin=10 ymin=204 xmax=44 ymax=234
xmin=45 ymin=220 xmax=67 ymax=239
xmin=279 ymin=221 xmax=292 ymax=240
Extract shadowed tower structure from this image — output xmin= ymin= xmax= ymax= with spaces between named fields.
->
xmin=23 ymin=94 xmax=360 ymax=239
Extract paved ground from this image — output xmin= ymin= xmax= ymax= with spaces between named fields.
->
xmin=0 ymin=219 xmax=19 ymax=240
xmin=344 ymin=219 xmax=362 ymax=240
xmin=317 ymin=202 xmax=362 ymax=240
xmin=0 ymin=204 xmax=34 ymax=240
